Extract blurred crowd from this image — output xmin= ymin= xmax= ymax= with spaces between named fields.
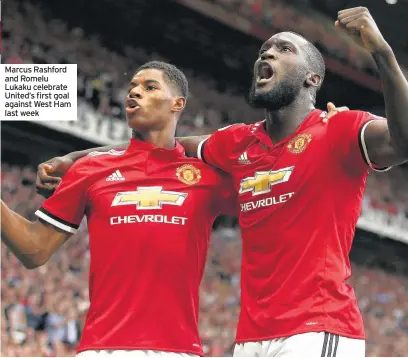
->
xmin=364 ymin=167 xmax=408 ymax=223
xmin=2 ymin=164 xmax=408 ymax=357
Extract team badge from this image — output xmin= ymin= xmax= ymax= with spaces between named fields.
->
xmin=287 ymin=134 xmax=312 ymax=154
xmin=176 ymin=164 xmax=201 ymax=185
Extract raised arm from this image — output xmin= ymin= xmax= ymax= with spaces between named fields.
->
xmin=337 ymin=7 xmax=408 ymax=167
xmin=1 ymin=201 xmax=71 ymax=269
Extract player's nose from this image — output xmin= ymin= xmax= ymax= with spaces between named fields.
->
xmin=261 ymin=50 xmax=277 ymax=61
xmin=129 ymin=87 xmax=142 ymax=99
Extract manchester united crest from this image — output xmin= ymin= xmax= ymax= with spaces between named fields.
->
xmin=287 ymin=134 xmax=312 ymax=154
xmin=176 ymin=164 xmax=201 ymax=185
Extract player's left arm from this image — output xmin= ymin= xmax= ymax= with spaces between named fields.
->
xmin=337 ymin=7 xmax=408 ymax=168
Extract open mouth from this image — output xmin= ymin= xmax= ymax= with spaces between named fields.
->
xmin=126 ymin=98 xmax=141 ymax=111
xmin=256 ymin=62 xmax=274 ymax=84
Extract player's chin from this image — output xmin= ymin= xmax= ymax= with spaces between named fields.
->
xmin=126 ymin=116 xmax=152 ymax=130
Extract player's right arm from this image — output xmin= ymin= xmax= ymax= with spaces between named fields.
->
xmin=1 ymin=202 xmax=71 ymax=269
xmin=3 ymin=158 xmax=90 ymax=268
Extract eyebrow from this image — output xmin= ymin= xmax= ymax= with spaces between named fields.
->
xmin=278 ymin=39 xmax=296 ymax=47
xmin=128 ymin=79 xmax=161 ymax=88
xmin=260 ymin=39 xmax=297 ymax=51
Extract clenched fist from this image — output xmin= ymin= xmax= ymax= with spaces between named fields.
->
xmin=336 ymin=7 xmax=390 ymax=55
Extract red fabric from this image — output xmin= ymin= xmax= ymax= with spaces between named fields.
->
xmin=38 ymin=138 xmax=236 ymax=355
xmin=201 ymin=110 xmax=378 ymax=342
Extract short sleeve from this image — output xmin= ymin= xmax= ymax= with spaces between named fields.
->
xmin=35 ymin=157 xmax=90 ymax=234
xmin=327 ymin=110 xmax=389 ymax=174
xmin=212 ymin=173 xmax=239 ymax=217
xmin=197 ymin=124 xmax=245 ymax=172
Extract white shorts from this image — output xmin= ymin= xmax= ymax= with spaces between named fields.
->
xmin=76 ymin=350 xmax=200 ymax=358
xmin=233 ymin=332 xmax=365 ymax=357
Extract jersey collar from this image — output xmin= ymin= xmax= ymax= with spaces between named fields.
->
xmin=250 ymin=109 xmax=325 ymax=148
xmin=127 ymin=137 xmax=185 ymax=158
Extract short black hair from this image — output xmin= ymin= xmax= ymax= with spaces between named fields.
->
xmin=135 ymin=61 xmax=188 ymax=98
xmin=288 ymin=32 xmax=326 ymax=103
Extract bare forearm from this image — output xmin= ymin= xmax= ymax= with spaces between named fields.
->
xmin=374 ymin=47 xmax=408 ymax=157
xmin=65 ymin=141 xmax=130 ymax=162
xmin=176 ymin=135 xmax=209 ymax=158
xmin=1 ymin=201 xmax=44 ymax=268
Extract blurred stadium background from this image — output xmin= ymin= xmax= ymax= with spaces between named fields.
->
xmin=1 ymin=0 xmax=408 ymax=356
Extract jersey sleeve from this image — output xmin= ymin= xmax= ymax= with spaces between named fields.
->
xmin=35 ymin=157 xmax=91 ymax=234
xmin=197 ymin=124 xmax=245 ymax=172
xmin=327 ymin=110 xmax=390 ymax=174
xmin=212 ymin=173 xmax=239 ymax=217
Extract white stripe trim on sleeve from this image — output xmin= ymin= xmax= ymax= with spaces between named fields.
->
xmin=197 ymin=138 xmax=207 ymax=161
xmin=88 ymin=149 xmax=126 ymax=157
xmin=360 ymin=120 xmax=392 ymax=172
xmin=35 ymin=210 xmax=78 ymax=234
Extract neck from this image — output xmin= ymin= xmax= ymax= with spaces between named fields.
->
xmin=265 ymin=96 xmax=314 ymax=143
xmin=132 ymin=126 xmax=176 ymax=150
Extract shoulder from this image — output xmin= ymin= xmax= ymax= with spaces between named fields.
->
xmin=85 ymin=149 xmax=127 ymax=167
xmin=325 ymin=110 xmax=376 ymax=139
xmin=327 ymin=110 xmax=371 ymax=125
xmin=66 ymin=149 xmax=127 ymax=179
xmin=326 ymin=109 xmax=386 ymax=140
xmin=217 ymin=123 xmax=248 ymax=132
xmin=87 ymin=149 xmax=127 ymax=160
xmin=212 ymin=123 xmax=250 ymax=140
xmin=205 ymin=122 xmax=258 ymax=151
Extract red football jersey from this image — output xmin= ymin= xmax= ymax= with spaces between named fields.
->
xmin=198 ymin=109 xmax=387 ymax=342
xmin=35 ymin=138 xmax=237 ymax=355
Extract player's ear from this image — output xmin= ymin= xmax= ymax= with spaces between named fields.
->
xmin=305 ymin=73 xmax=321 ymax=89
xmin=172 ymin=97 xmax=186 ymax=113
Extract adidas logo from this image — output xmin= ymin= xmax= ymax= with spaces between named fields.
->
xmin=238 ymin=151 xmax=251 ymax=165
xmin=106 ymin=170 xmax=125 ymax=181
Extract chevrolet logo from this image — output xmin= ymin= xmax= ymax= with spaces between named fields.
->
xmin=239 ymin=166 xmax=294 ymax=196
xmin=111 ymin=186 xmax=188 ymax=210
